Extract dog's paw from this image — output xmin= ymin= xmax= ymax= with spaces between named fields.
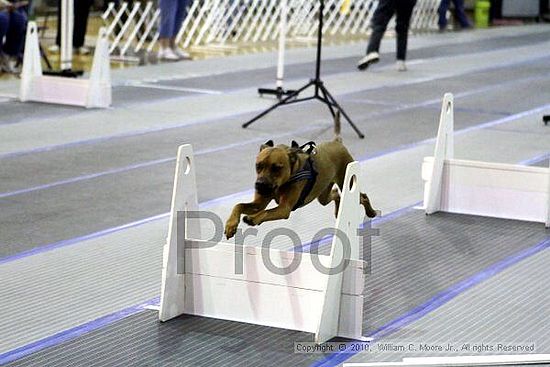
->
xmin=366 ymin=208 xmax=378 ymax=218
xmin=224 ymin=220 xmax=238 ymax=239
xmin=243 ymin=215 xmax=259 ymax=226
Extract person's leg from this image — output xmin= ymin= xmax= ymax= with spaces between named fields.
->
xmin=0 ymin=12 xmax=9 ymax=54
xmin=395 ymin=0 xmax=416 ymax=61
xmin=170 ymin=0 xmax=191 ymax=58
xmin=3 ymin=10 xmax=27 ymax=57
xmin=159 ymin=0 xmax=177 ymax=46
xmin=438 ymin=0 xmax=451 ymax=29
xmin=73 ymin=0 xmax=93 ymax=49
xmin=170 ymin=0 xmax=189 ymax=42
xmin=56 ymin=0 xmax=61 ymax=46
xmin=366 ymin=0 xmax=395 ymax=55
xmin=358 ymin=0 xmax=394 ymax=70
xmin=452 ymin=0 xmax=471 ymax=28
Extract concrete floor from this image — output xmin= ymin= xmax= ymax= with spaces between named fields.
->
xmin=0 ymin=24 xmax=549 ymax=366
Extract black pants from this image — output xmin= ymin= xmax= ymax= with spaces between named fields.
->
xmin=366 ymin=0 xmax=417 ymax=61
xmin=55 ymin=0 xmax=94 ymax=48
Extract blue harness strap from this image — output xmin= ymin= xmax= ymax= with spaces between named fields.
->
xmin=288 ymin=156 xmax=318 ymax=211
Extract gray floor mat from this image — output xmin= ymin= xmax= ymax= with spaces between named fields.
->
xmin=154 ymin=31 xmax=550 ymax=93
xmin=6 ymin=211 xmax=549 ymax=367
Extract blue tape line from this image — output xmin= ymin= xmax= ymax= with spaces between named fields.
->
xmin=0 ymin=297 xmax=160 ymax=365
xmin=3 ymin=101 xmax=548 ymax=265
xmin=519 ymin=152 xmax=550 ymax=166
xmin=0 ymin=51 xmax=549 ymax=366
xmin=2 ymin=74 xmax=548 ymax=200
xmin=0 ymin=126 xmax=318 ymax=200
xmin=311 ymin=237 xmax=550 ymax=367
xmin=2 ymin=55 xmax=548 ymax=161
xmin=0 ymin=213 xmax=169 ymax=266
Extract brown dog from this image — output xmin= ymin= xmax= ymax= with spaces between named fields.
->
xmin=224 ymin=124 xmax=377 ymax=239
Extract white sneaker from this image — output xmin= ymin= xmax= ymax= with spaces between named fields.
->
xmin=158 ymin=48 xmax=180 ymax=61
xmin=0 ymin=54 xmax=14 ymax=73
xmin=357 ymin=52 xmax=379 ymax=71
xmin=76 ymin=46 xmax=90 ymax=55
xmin=48 ymin=44 xmax=60 ymax=53
xmin=173 ymin=47 xmax=190 ymax=59
xmin=396 ymin=60 xmax=407 ymax=72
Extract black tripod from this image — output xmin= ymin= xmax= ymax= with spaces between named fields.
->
xmin=242 ymin=0 xmax=365 ymax=139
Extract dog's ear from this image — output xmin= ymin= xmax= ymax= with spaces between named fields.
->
xmin=260 ymin=140 xmax=274 ymax=151
xmin=291 ymin=140 xmax=299 ymax=148
xmin=288 ymin=149 xmax=299 ymax=170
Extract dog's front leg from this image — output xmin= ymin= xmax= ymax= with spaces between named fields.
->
xmin=242 ymin=185 xmax=303 ymax=226
xmin=242 ymin=205 xmax=292 ymax=226
xmin=225 ymin=194 xmax=270 ymax=239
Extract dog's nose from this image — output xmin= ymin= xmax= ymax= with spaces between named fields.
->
xmin=255 ymin=180 xmax=273 ymax=195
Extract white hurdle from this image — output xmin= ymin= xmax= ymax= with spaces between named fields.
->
xmin=159 ymin=145 xmax=367 ymax=343
xmin=423 ymin=93 xmax=550 ymax=227
xmin=19 ymin=22 xmax=111 ymax=108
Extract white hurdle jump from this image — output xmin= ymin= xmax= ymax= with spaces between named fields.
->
xmin=19 ymin=22 xmax=111 ymax=108
xmin=159 ymin=144 xmax=367 ymax=343
xmin=423 ymin=93 xmax=550 ymax=227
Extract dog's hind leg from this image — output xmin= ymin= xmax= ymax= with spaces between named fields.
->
xmin=334 ymin=168 xmax=377 ymax=218
xmin=360 ymin=192 xmax=377 ymax=218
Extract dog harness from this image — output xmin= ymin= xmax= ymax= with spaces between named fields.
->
xmin=288 ymin=142 xmax=318 ymax=211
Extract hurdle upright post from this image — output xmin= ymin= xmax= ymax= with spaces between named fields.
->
xmin=425 ymin=93 xmax=454 ymax=214
xmin=159 ymin=145 xmax=200 ymax=322
xmin=546 ymin=159 xmax=550 ymax=228
xmin=19 ymin=23 xmax=42 ymax=102
xmin=315 ymin=162 xmax=363 ymax=343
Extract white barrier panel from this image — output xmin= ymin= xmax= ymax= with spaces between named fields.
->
xmin=19 ymin=22 xmax=112 ymax=109
xmin=159 ymin=144 xmax=367 ymax=343
xmin=102 ymin=0 xmax=441 ymax=56
xmin=423 ymin=93 xmax=550 ymax=227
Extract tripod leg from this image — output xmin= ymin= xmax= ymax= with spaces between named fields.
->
xmin=243 ymin=80 xmax=315 ymax=128
xmin=321 ymin=85 xmax=365 ymax=139
xmin=318 ymin=86 xmax=336 ymax=118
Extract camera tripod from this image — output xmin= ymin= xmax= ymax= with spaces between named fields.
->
xmin=242 ymin=0 xmax=365 ymax=139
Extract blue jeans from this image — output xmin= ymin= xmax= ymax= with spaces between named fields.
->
xmin=438 ymin=0 xmax=471 ymax=29
xmin=0 ymin=9 xmax=27 ymax=56
xmin=159 ymin=0 xmax=190 ymax=38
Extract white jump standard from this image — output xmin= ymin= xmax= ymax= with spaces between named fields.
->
xmin=423 ymin=93 xmax=550 ymax=227
xmin=19 ymin=22 xmax=112 ymax=108
xmin=159 ymin=145 xmax=368 ymax=343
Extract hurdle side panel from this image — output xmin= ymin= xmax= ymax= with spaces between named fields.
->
xmin=182 ymin=273 xmax=363 ymax=335
xmin=184 ymin=239 xmax=364 ymax=295
xmin=159 ymin=145 xmax=200 ymax=322
xmin=316 ymin=162 xmax=364 ymax=343
xmin=422 ymin=157 xmax=549 ymax=224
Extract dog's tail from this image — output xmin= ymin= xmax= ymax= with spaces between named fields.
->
xmin=334 ymin=110 xmax=342 ymax=142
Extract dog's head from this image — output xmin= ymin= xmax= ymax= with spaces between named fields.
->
xmin=254 ymin=140 xmax=300 ymax=196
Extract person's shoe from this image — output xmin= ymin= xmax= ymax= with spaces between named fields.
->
xmin=357 ymin=52 xmax=379 ymax=71
xmin=173 ymin=47 xmax=190 ymax=59
xmin=48 ymin=44 xmax=60 ymax=53
xmin=158 ymin=48 xmax=180 ymax=61
xmin=396 ymin=60 xmax=407 ymax=72
xmin=76 ymin=46 xmax=90 ymax=55
xmin=0 ymin=54 xmax=14 ymax=73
